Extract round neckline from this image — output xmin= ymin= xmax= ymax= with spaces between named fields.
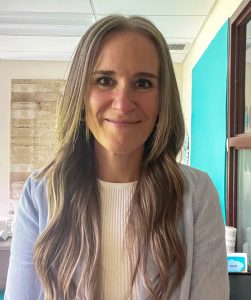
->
xmin=97 ymin=178 xmax=137 ymax=188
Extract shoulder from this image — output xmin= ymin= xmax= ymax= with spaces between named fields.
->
xmin=18 ymin=170 xmax=49 ymax=231
xmin=178 ymin=163 xmax=216 ymax=195
xmin=24 ymin=170 xmax=48 ymax=200
xmin=178 ymin=164 xmax=220 ymax=218
xmin=178 ymin=163 xmax=209 ymax=187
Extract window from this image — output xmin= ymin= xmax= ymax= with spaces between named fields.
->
xmin=227 ymin=0 xmax=251 ymax=254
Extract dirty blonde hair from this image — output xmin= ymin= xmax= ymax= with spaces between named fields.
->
xmin=34 ymin=15 xmax=186 ymax=300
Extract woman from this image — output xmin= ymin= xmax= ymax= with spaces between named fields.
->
xmin=5 ymin=15 xmax=229 ymax=300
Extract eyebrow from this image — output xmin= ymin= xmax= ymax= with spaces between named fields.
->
xmin=92 ymin=70 xmax=159 ymax=79
xmin=92 ymin=70 xmax=115 ymax=76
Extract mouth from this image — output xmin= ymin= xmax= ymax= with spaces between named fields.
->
xmin=105 ymin=119 xmax=141 ymax=126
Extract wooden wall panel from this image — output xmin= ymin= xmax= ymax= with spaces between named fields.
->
xmin=10 ymin=79 xmax=65 ymax=200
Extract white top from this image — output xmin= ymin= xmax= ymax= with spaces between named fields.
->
xmin=98 ymin=179 xmax=137 ymax=300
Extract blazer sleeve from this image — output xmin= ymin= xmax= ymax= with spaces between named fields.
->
xmin=4 ymin=175 xmax=44 ymax=300
xmin=189 ymin=173 xmax=229 ymax=300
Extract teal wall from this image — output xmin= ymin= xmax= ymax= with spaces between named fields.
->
xmin=0 ymin=289 xmax=4 ymax=300
xmin=191 ymin=21 xmax=229 ymax=223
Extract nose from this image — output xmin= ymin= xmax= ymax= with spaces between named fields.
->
xmin=112 ymin=84 xmax=136 ymax=113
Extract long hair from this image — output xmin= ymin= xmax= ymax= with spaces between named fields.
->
xmin=34 ymin=15 xmax=186 ymax=300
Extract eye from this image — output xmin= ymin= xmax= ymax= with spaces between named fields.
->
xmin=136 ymin=79 xmax=152 ymax=89
xmin=96 ymin=77 xmax=115 ymax=87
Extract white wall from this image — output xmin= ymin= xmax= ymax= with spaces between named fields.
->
xmin=173 ymin=63 xmax=183 ymax=102
xmin=182 ymin=0 xmax=244 ymax=136
xmin=0 ymin=60 xmax=183 ymax=214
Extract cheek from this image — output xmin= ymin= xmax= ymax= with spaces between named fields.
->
xmin=85 ymin=102 xmax=98 ymax=132
xmin=143 ymin=94 xmax=159 ymax=122
xmin=85 ymin=93 xmax=101 ymax=123
xmin=85 ymin=93 xmax=111 ymax=134
xmin=87 ymin=89 xmax=111 ymax=115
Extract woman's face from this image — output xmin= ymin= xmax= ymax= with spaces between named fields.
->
xmin=86 ymin=30 xmax=160 ymax=155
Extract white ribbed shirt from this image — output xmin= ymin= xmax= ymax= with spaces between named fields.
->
xmin=98 ymin=179 xmax=137 ymax=300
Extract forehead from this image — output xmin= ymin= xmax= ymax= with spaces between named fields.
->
xmin=94 ymin=30 xmax=160 ymax=72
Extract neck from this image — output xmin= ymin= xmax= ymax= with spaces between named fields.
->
xmin=94 ymin=142 xmax=143 ymax=183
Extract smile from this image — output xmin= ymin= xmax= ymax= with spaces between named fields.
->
xmin=105 ymin=119 xmax=141 ymax=126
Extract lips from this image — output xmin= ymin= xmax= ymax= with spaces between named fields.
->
xmin=104 ymin=118 xmax=141 ymax=126
xmin=106 ymin=119 xmax=140 ymax=124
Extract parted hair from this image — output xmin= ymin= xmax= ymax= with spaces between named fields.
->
xmin=34 ymin=14 xmax=186 ymax=300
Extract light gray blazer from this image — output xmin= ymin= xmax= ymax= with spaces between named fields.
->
xmin=4 ymin=164 xmax=229 ymax=299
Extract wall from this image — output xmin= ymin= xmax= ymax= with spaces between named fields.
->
xmin=173 ymin=64 xmax=183 ymax=102
xmin=0 ymin=60 xmax=183 ymax=214
xmin=190 ymin=21 xmax=229 ymax=222
xmin=173 ymin=63 xmax=187 ymax=126
xmin=182 ymin=0 xmax=244 ymax=135
xmin=182 ymin=0 xmax=245 ymax=221
xmin=0 ymin=60 xmax=69 ymax=215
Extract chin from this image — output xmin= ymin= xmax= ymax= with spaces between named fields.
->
xmin=94 ymin=137 xmax=146 ymax=156
xmin=107 ymin=142 xmax=144 ymax=156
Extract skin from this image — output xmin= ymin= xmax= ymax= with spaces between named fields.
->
xmin=86 ymin=30 xmax=160 ymax=182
